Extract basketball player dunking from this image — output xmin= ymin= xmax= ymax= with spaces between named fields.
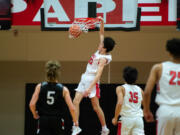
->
xmin=71 ymin=17 xmax=116 ymax=135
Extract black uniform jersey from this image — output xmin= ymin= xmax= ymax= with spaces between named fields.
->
xmin=37 ymin=82 xmax=64 ymax=117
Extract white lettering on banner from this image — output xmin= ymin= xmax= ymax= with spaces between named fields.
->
xmin=44 ymin=0 xmax=69 ymax=22
xmin=33 ymin=4 xmax=44 ymax=22
xmin=139 ymin=0 xmax=162 ymax=22
xmin=140 ymin=5 xmax=162 ymax=22
xmin=11 ymin=0 xmax=27 ymax=13
xmin=96 ymin=0 xmax=116 ymax=23
xmin=44 ymin=0 xmax=138 ymax=28
xmin=139 ymin=0 xmax=176 ymax=22
xmin=168 ymin=0 xmax=177 ymax=21
xmin=141 ymin=7 xmax=159 ymax=12
xmin=75 ymin=0 xmax=116 ymax=23
xmin=11 ymin=0 xmax=177 ymax=25
xmin=138 ymin=0 xmax=161 ymax=3
xmin=141 ymin=16 xmax=162 ymax=21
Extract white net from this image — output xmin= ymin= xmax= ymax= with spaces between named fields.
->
xmin=72 ymin=18 xmax=100 ymax=32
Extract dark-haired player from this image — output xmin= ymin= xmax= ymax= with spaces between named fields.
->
xmin=144 ymin=38 xmax=180 ymax=135
xmin=29 ymin=60 xmax=78 ymax=135
xmin=112 ymin=66 xmax=144 ymax=135
xmin=72 ymin=17 xmax=116 ymax=135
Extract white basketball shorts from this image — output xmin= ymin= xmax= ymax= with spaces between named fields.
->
xmin=117 ymin=117 xmax=144 ymax=135
xmin=156 ymin=105 xmax=180 ymax=135
xmin=75 ymin=73 xmax=100 ymax=98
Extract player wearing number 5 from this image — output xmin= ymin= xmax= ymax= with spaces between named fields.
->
xmin=29 ymin=60 xmax=78 ymax=135
xmin=112 ymin=67 xmax=145 ymax=135
xmin=143 ymin=38 xmax=180 ymax=135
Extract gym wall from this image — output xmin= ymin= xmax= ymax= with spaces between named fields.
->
xmin=0 ymin=26 xmax=179 ymax=135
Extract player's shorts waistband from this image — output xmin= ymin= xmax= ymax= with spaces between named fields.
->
xmin=120 ymin=115 xmax=143 ymax=118
xmin=84 ymin=72 xmax=96 ymax=76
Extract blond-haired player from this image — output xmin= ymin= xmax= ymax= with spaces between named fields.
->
xmin=29 ymin=60 xmax=78 ymax=135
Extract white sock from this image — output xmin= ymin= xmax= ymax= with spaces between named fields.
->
xmin=73 ymin=122 xmax=79 ymax=127
xmin=102 ymin=125 xmax=108 ymax=130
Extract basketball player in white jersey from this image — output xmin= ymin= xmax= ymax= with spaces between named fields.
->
xmin=71 ymin=17 xmax=116 ymax=135
xmin=112 ymin=66 xmax=145 ymax=135
xmin=143 ymin=38 xmax=180 ymax=135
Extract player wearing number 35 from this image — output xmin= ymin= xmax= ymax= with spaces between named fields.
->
xmin=143 ymin=38 xmax=180 ymax=135
xmin=112 ymin=66 xmax=145 ymax=135
xmin=29 ymin=60 xmax=78 ymax=135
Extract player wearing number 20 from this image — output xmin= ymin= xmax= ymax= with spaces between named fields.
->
xmin=144 ymin=38 xmax=180 ymax=135
xmin=112 ymin=66 xmax=145 ymax=135
xmin=29 ymin=60 xmax=78 ymax=135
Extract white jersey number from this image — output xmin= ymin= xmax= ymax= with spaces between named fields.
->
xmin=47 ymin=91 xmax=55 ymax=105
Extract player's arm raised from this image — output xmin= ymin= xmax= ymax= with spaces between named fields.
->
xmin=98 ymin=16 xmax=104 ymax=45
xmin=84 ymin=58 xmax=106 ymax=97
xmin=29 ymin=83 xmax=41 ymax=119
xmin=112 ymin=86 xmax=124 ymax=125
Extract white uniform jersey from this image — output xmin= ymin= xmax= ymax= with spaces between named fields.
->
xmin=120 ymin=84 xmax=143 ymax=117
xmin=155 ymin=61 xmax=180 ymax=106
xmin=85 ymin=50 xmax=112 ymax=75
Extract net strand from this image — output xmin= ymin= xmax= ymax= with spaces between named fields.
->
xmin=72 ymin=18 xmax=100 ymax=32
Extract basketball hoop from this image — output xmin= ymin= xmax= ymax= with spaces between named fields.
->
xmin=73 ymin=17 xmax=101 ymax=32
xmin=69 ymin=17 xmax=101 ymax=38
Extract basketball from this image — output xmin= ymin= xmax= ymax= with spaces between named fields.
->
xmin=69 ymin=24 xmax=82 ymax=38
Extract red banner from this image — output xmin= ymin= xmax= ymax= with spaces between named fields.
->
xmin=11 ymin=0 xmax=176 ymax=26
xmin=139 ymin=0 xmax=176 ymax=25
xmin=12 ymin=0 xmax=43 ymax=25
